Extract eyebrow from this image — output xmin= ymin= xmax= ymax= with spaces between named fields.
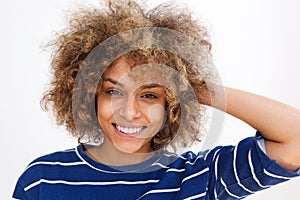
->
xmin=139 ymin=83 xmax=164 ymax=90
xmin=103 ymin=78 xmax=124 ymax=87
xmin=103 ymin=78 xmax=164 ymax=89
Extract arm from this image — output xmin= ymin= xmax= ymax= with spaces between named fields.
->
xmin=212 ymin=86 xmax=300 ymax=171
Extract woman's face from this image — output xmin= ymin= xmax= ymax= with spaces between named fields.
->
xmin=97 ymin=57 xmax=166 ymax=154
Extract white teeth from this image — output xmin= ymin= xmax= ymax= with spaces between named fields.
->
xmin=116 ymin=125 xmax=143 ymax=134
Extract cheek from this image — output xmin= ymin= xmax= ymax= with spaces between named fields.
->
xmin=97 ymin=99 xmax=113 ymax=120
xmin=148 ymin=104 xmax=166 ymax=125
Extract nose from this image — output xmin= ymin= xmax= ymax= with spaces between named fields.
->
xmin=118 ymin=95 xmax=141 ymax=121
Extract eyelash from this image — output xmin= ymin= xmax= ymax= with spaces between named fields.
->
xmin=106 ymin=89 xmax=123 ymax=96
xmin=106 ymin=89 xmax=158 ymax=100
xmin=141 ymin=93 xmax=158 ymax=99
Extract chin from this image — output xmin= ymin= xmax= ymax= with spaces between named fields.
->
xmin=113 ymin=141 xmax=150 ymax=154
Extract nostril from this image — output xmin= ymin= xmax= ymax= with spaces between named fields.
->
xmin=117 ymin=98 xmax=141 ymax=120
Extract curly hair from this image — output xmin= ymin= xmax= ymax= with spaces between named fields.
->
xmin=41 ymin=0 xmax=213 ymax=151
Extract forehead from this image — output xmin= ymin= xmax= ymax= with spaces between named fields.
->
xmin=102 ymin=56 xmax=184 ymax=94
xmin=103 ymin=57 xmax=167 ymax=83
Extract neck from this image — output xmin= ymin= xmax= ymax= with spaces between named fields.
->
xmin=84 ymin=139 xmax=155 ymax=166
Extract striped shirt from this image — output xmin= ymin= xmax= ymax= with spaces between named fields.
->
xmin=13 ymin=133 xmax=299 ymax=199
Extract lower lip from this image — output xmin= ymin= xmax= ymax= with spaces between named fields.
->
xmin=113 ymin=126 xmax=142 ymax=138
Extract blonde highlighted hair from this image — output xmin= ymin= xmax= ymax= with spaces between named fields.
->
xmin=42 ymin=0 xmax=212 ymax=151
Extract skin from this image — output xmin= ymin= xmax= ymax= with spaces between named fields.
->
xmin=204 ymin=86 xmax=300 ymax=171
xmin=87 ymin=57 xmax=300 ymax=171
xmin=86 ymin=57 xmax=166 ymax=166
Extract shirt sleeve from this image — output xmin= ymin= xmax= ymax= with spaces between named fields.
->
xmin=12 ymin=179 xmax=29 ymax=200
xmin=256 ymin=134 xmax=300 ymax=175
xmin=204 ymin=131 xmax=299 ymax=200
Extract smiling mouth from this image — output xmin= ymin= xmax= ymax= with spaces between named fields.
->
xmin=112 ymin=123 xmax=146 ymax=135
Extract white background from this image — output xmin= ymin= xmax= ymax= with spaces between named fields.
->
xmin=1 ymin=0 xmax=299 ymax=199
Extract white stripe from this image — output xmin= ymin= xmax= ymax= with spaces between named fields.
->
xmin=182 ymin=168 xmax=209 ymax=183
xmin=204 ymin=149 xmax=211 ymax=160
xmin=256 ymin=138 xmax=266 ymax=153
xmin=24 ymin=180 xmax=42 ymax=191
xmin=214 ymin=153 xmax=220 ymax=181
xmin=213 ymin=153 xmax=220 ymax=199
xmin=151 ymin=162 xmax=169 ymax=169
xmin=178 ymin=155 xmax=188 ymax=160
xmin=263 ymin=169 xmax=292 ymax=180
xmin=24 ymin=178 xmax=159 ymax=192
xmin=256 ymin=135 xmax=263 ymax=140
xmin=248 ymin=150 xmax=269 ymax=188
xmin=136 ymin=188 xmax=180 ymax=200
xmin=166 ymin=168 xmax=185 ymax=173
xmin=185 ymin=153 xmax=205 ymax=166
xmin=220 ymin=178 xmax=245 ymax=199
xmin=163 ymin=153 xmax=187 ymax=160
xmin=212 ymin=149 xmax=220 ymax=162
xmin=233 ymin=145 xmax=254 ymax=194
xmin=26 ymin=161 xmax=85 ymax=170
xmin=188 ymin=152 xmax=194 ymax=159
xmin=183 ymin=191 xmax=206 ymax=200
xmin=213 ymin=188 xmax=218 ymax=200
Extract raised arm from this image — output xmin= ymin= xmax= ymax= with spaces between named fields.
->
xmin=210 ymin=86 xmax=300 ymax=171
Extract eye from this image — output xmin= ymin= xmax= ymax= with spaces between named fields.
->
xmin=141 ymin=93 xmax=158 ymax=99
xmin=106 ymin=89 xmax=123 ymax=96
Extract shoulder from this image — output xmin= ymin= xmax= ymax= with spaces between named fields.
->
xmin=171 ymin=135 xmax=269 ymax=179
xmin=18 ymin=146 xmax=83 ymax=181
xmin=28 ymin=147 xmax=80 ymax=165
xmin=13 ymin=146 xmax=84 ymax=199
xmin=202 ymin=134 xmax=266 ymax=167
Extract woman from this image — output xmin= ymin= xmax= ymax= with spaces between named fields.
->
xmin=13 ymin=0 xmax=299 ymax=199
